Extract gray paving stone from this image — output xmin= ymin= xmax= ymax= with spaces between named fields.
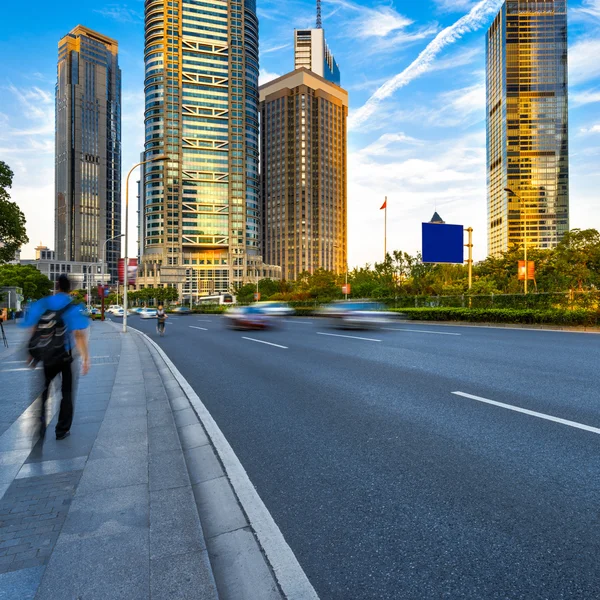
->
xmin=77 ymin=456 xmax=148 ymax=495
xmin=0 ymin=451 xmax=31 ymax=466
xmin=178 ymin=423 xmax=210 ymax=450
xmin=88 ymin=437 xmax=148 ymax=461
xmin=150 ymin=486 xmax=205 ymax=560
xmin=60 ymin=484 xmax=148 ymax=541
xmin=149 ymin=450 xmax=190 ymax=492
xmin=102 ymin=405 xmax=147 ymax=420
xmin=0 ymin=565 xmax=44 ymax=600
xmin=97 ymin=415 xmax=147 ymax=437
xmin=208 ymin=528 xmax=283 ymax=600
xmin=148 ymin=407 xmax=175 ymax=430
xmin=15 ymin=457 xmax=86 ymax=479
xmin=151 ymin=551 xmax=218 ymax=600
xmin=170 ymin=395 xmax=190 ymax=411
xmin=148 ymin=424 xmax=181 ymax=454
xmin=192 ymin=477 xmax=248 ymax=540
xmin=184 ymin=445 xmax=224 ymax=486
xmin=36 ymin=530 xmax=149 ymax=600
xmin=174 ymin=407 xmax=199 ymax=429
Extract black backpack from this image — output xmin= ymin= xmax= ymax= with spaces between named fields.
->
xmin=28 ymin=301 xmax=75 ymax=367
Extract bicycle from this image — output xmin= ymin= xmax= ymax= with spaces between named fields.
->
xmin=157 ymin=320 xmax=166 ymax=337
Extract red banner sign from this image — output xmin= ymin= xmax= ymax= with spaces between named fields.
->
xmin=118 ymin=259 xmax=138 ymax=285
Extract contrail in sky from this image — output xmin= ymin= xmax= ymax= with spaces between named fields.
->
xmin=349 ymin=0 xmax=504 ymax=130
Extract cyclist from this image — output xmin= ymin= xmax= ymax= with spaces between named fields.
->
xmin=156 ymin=305 xmax=167 ymax=336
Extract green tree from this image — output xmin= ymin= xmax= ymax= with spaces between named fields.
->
xmin=0 ymin=161 xmax=29 ymax=263
xmin=0 ymin=264 xmax=52 ymax=300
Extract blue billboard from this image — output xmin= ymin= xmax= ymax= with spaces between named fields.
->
xmin=422 ymin=223 xmax=464 ymax=264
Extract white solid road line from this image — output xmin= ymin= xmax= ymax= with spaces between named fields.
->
xmin=196 ymin=319 xmax=213 ymax=322
xmin=134 ymin=328 xmax=318 ymax=599
xmin=452 ymin=391 xmax=600 ymax=436
xmin=189 ymin=326 xmax=208 ymax=331
xmin=383 ymin=327 xmax=461 ymax=336
xmin=317 ymin=332 xmax=381 ymax=342
xmin=286 ymin=320 xmax=313 ymax=325
xmin=242 ymin=337 xmax=288 ymax=349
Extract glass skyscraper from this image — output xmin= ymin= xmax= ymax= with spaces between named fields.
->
xmin=294 ymin=28 xmax=340 ymax=86
xmin=139 ymin=0 xmax=272 ymax=297
xmin=486 ymin=0 xmax=569 ymax=256
xmin=55 ymin=26 xmax=122 ymax=282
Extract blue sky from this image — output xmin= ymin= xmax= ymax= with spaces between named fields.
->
xmin=0 ymin=0 xmax=599 ymax=265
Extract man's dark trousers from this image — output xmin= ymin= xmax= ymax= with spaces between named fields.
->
xmin=41 ymin=362 xmax=74 ymax=437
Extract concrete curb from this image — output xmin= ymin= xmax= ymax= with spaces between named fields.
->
xmin=131 ymin=327 xmax=319 ymax=600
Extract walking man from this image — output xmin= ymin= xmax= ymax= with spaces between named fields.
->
xmin=23 ymin=274 xmax=90 ymax=440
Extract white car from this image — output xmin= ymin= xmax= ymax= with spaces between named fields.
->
xmin=250 ymin=302 xmax=295 ymax=316
xmin=106 ymin=305 xmax=123 ymax=315
xmin=140 ymin=308 xmax=158 ymax=319
xmin=112 ymin=308 xmax=125 ymax=318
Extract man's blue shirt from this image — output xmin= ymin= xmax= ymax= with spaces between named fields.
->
xmin=21 ymin=294 xmax=89 ymax=350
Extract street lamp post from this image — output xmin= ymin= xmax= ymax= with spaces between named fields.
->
xmin=101 ymin=233 xmax=124 ymax=320
xmin=123 ymin=155 xmax=168 ymax=333
xmin=504 ymin=187 xmax=529 ymax=294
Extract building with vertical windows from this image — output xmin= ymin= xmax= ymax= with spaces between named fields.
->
xmin=138 ymin=0 xmax=278 ymax=301
xmin=294 ymin=29 xmax=340 ymax=86
xmin=486 ymin=0 xmax=569 ymax=256
xmin=55 ymin=26 xmax=121 ymax=283
xmin=260 ymin=68 xmax=348 ymax=280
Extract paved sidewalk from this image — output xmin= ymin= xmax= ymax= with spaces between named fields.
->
xmin=0 ymin=322 xmax=218 ymax=599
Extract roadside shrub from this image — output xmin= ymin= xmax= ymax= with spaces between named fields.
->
xmin=388 ymin=307 xmax=599 ymax=327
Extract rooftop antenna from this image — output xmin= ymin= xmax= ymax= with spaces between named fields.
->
xmin=316 ymin=0 xmax=322 ymax=28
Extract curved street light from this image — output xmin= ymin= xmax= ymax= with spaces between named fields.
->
xmin=123 ymin=154 xmax=168 ymax=333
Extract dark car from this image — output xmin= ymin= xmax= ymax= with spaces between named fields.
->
xmin=224 ymin=306 xmax=272 ymax=330
xmin=171 ymin=306 xmax=192 ymax=315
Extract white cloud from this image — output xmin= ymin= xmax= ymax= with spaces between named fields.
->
xmin=569 ymin=39 xmax=600 ymax=85
xmin=259 ymin=69 xmax=281 ymax=86
xmin=581 ymin=124 xmax=600 ymax=134
xmin=571 ymin=0 xmax=600 ymax=21
xmin=94 ymin=4 xmax=143 ymax=23
xmin=571 ymin=89 xmax=600 ymax=106
xmin=349 ymin=0 xmax=503 ymax=130
xmin=347 ymin=132 xmax=488 ymax=265
xmin=434 ymin=0 xmax=479 ymax=12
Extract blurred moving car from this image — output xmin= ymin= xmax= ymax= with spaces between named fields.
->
xmin=318 ymin=301 xmax=398 ymax=330
xmin=171 ymin=306 xmax=192 ymax=315
xmin=112 ymin=308 xmax=125 ymax=318
xmin=250 ymin=301 xmax=294 ymax=317
xmin=140 ymin=308 xmax=158 ymax=319
xmin=129 ymin=307 xmax=144 ymax=315
xmin=106 ymin=305 xmax=123 ymax=315
xmin=224 ymin=306 xmax=272 ymax=330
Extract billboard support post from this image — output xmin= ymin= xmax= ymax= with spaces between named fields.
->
xmin=465 ymin=227 xmax=473 ymax=290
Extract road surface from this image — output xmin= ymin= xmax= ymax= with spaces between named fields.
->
xmin=130 ymin=314 xmax=600 ymax=599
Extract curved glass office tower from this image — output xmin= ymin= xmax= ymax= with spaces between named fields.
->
xmin=140 ymin=0 xmax=264 ymax=297
xmin=486 ymin=0 xmax=569 ymax=256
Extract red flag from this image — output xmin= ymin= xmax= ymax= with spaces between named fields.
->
xmin=380 ymin=199 xmax=387 ymax=210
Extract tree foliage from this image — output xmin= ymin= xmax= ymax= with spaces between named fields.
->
xmin=0 ymin=264 xmax=52 ymax=300
xmin=0 ymin=161 xmax=29 ymax=263
xmin=234 ymin=229 xmax=600 ymax=303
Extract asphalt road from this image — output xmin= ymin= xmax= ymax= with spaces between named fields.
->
xmin=130 ymin=314 xmax=600 ymax=599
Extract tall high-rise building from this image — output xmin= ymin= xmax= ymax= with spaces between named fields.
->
xmin=486 ymin=0 xmax=569 ymax=256
xmin=260 ymin=68 xmax=348 ymax=280
xmin=138 ymin=0 xmax=278 ymax=299
xmin=294 ymin=29 xmax=340 ymax=86
xmin=55 ymin=26 xmax=122 ymax=282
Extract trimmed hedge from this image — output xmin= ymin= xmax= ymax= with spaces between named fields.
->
xmin=388 ymin=307 xmax=600 ymax=327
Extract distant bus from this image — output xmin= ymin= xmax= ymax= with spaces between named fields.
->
xmin=196 ymin=294 xmax=236 ymax=306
